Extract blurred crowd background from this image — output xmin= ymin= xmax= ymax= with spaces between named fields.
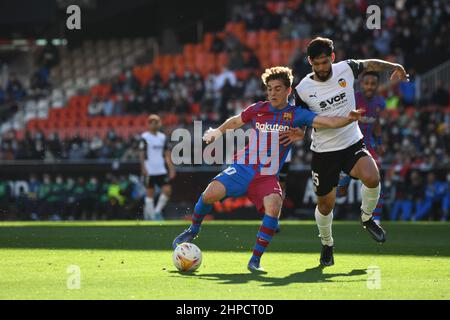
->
xmin=0 ymin=0 xmax=448 ymax=221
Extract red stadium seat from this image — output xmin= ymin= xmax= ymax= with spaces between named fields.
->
xmin=203 ymin=33 xmax=214 ymax=51
xmin=245 ymin=31 xmax=258 ymax=50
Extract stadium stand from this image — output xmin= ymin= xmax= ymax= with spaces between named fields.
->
xmin=0 ymin=0 xmax=449 ymax=221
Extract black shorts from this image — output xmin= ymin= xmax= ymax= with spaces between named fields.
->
xmin=311 ymin=139 xmax=370 ymax=196
xmin=279 ymin=162 xmax=290 ymax=184
xmin=144 ymin=174 xmax=170 ymax=188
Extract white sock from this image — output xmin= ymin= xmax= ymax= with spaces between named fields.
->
xmin=315 ymin=206 xmax=334 ymax=246
xmin=361 ymin=183 xmax=380 ymax=222
xmin=144 ymin=197 xmax=155 ymax=220
xmin=155 ymin=193 xmax=169 ymax=213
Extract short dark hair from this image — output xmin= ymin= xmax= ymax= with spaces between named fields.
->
xmin=363 ymin=71 xmax=380 ymax=81
xmin=261 ymin=66 xmax=294 ymax=88
xmin=307 ymin=37 xmax=334 ymax=59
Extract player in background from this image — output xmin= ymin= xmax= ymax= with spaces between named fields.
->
xmin=139 ymin=114 xmax=176 ymax=221
xmin=172 ymin=66 xmax=363 ymax=273
xmin=336 ymin=71 xmax=386 ymax=224
xmin=294 ymin=37 xmax=409 ymax=266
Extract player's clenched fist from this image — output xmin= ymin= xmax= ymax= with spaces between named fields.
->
xmin=203 ymin=127 xmax=222 ymax=144
xmin=348 ymin=109 xmax=365 ymax=121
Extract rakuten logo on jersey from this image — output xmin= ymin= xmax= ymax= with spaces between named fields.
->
xmin=255 ymin=122 xmax=290 ymax=132
xmin=319 ymin=92 xmax=347 ymax=109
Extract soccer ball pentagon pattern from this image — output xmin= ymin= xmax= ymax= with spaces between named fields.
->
xmin=173 ymin=243 xmax=202 ymax=272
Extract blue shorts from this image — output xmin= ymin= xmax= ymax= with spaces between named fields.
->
xmin=213 ymin=164 xmax=255 ymax=198
xmin=213 ymin=164 xmax=282 ymax=213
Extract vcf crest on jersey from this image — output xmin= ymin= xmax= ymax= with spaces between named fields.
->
xmin=338 ymin=78 xmax=347 ymax=88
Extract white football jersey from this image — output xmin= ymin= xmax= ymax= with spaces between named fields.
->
xmin=139 ymin=131 xmax=168 ymax=176
xmin=285 ymin=149 xmax=292 ymax=163
xmin=295 ymin=60 xmax=363 ymax=153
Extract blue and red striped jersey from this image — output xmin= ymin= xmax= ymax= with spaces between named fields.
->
xmin=234 ymin=101 xmax=316 ymax=176
xmin=355 ymin=92 xmax=386 ymax=149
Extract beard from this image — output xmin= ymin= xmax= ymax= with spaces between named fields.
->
xmin=364 ymin=91 xmax=375 ymax=99
xmin=315 ymin=69 xmax=332 ymax=81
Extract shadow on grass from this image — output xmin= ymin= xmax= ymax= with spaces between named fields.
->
xmin=169 ymin=266 xmax=367 ymax=286
xmin=0 ymin=223 xmax=449 ymax=256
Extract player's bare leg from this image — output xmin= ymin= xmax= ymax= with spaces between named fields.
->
xmin=248 ymin=193 xmax=283 ymax=273
xmin=316 ymin=189 xmax=336 ymax=266
xmin=144 ymin=188 xmax=156 ymax=221
xmin=154 ymin=184 xmax=172 ymax=220
xmin=350 ymin=156 xmax=386 ymax=243
xmin=172 ymin=180 xmax=226 ymax=249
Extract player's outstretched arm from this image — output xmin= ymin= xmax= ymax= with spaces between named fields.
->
xmin=203 ymin=114 xmax=245 ymax=144
xmin=358 ymin=59 xmax=409 ymax=82
xmin=312 ymin=109 xmax=364 ymax=129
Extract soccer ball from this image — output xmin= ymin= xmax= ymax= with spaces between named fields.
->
xmin=172 ymin=242 xmax=202 ymax=272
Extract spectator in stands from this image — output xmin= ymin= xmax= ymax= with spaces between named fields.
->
xmin=47 ymin=174 xmax=65 ymax=220
xmin=243 ymin=72 xmax=263 ymax=100
xmin=121 ymin=138 xmax=141 ymax=161
xmin=25 ymin=174 xmax=40 ymax=220
xmin=390 ymin=168 xmax=413 ymax=221
xmin=228 ymin=50 xmax=245 ymax=71
xmin=68 ymin=143 xmax=85 ymax=160
xmin=431 ymin=80 xmax=449 ymax=107
xmin=97 ymin=139 xmax=114 ymax=160
xmin=85 ymin=176 xmax=101 ymax=220
xmin=72 ymin=177 xmax=89 ymax=220
xmin=290 ymin=50 xmax=310 ymax=80
xmin=6 ymin=73 xmax=26 ymax=102
xmin=244 ymin=50 xmax=260 ymax=70
xmin=38 ymin=41 xmax=59 ymax=69
xmin=88 ymin=134 xmax=103 ymax=158
xmin=414 ymin=172 xmax=448 ymax=221
xmin=442 ymin=175 xmax=450 ymax=221
xmin=385 ymin=89 xmax=400 ymax=110
xmin=0 ymin=179 xmax=12 ymax=217
xmin=32 ymin=131 xmax=46 ymax=160
xmin=211 ymin=35 xmax=225 ymax=53
xmin=113 ymin=94 xmax=125 ymax=115
xmin=63 ymin=177 xmax=76 ymax=220
xmin=102 ymin=96 xmax=114 ymax=116
xmin=36 ymin=174 xmax=52 ymax=220
xmin=0 ymin=86 xmax=5 ymax=105
xmin=29 ymin=68 xmax=50 ymax=97
xmin=98 ymin=176 xmax=112 ymax=220
xmin=47 ymin=133 xmax=62 ymax=159
xmin=107 ymin=175 xmax=125 ymax=219
xmin=88 ymin=96 xmax=103 ymax=116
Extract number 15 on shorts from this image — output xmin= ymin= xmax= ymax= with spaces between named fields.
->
xmin=312 ymin=171 xmax=319 ymax=187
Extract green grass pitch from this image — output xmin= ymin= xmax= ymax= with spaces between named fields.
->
xmin=0 ymin=221 xmax=449 ymax=300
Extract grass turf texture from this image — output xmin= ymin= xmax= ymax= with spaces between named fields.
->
xmin=0 ymin=221 xmax=449 ymax=300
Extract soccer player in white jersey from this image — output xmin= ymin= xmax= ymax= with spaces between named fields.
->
xmin=294 ymin=37 xmax=409 ymax=266
xmin=139 ymin=114 xmax=176 ymax=220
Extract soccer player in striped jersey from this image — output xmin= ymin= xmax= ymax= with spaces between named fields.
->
xmin=336 ymin=72 xmax=386 ymax=224
xmin=172 ymin=66 xmax=363 ymax=273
